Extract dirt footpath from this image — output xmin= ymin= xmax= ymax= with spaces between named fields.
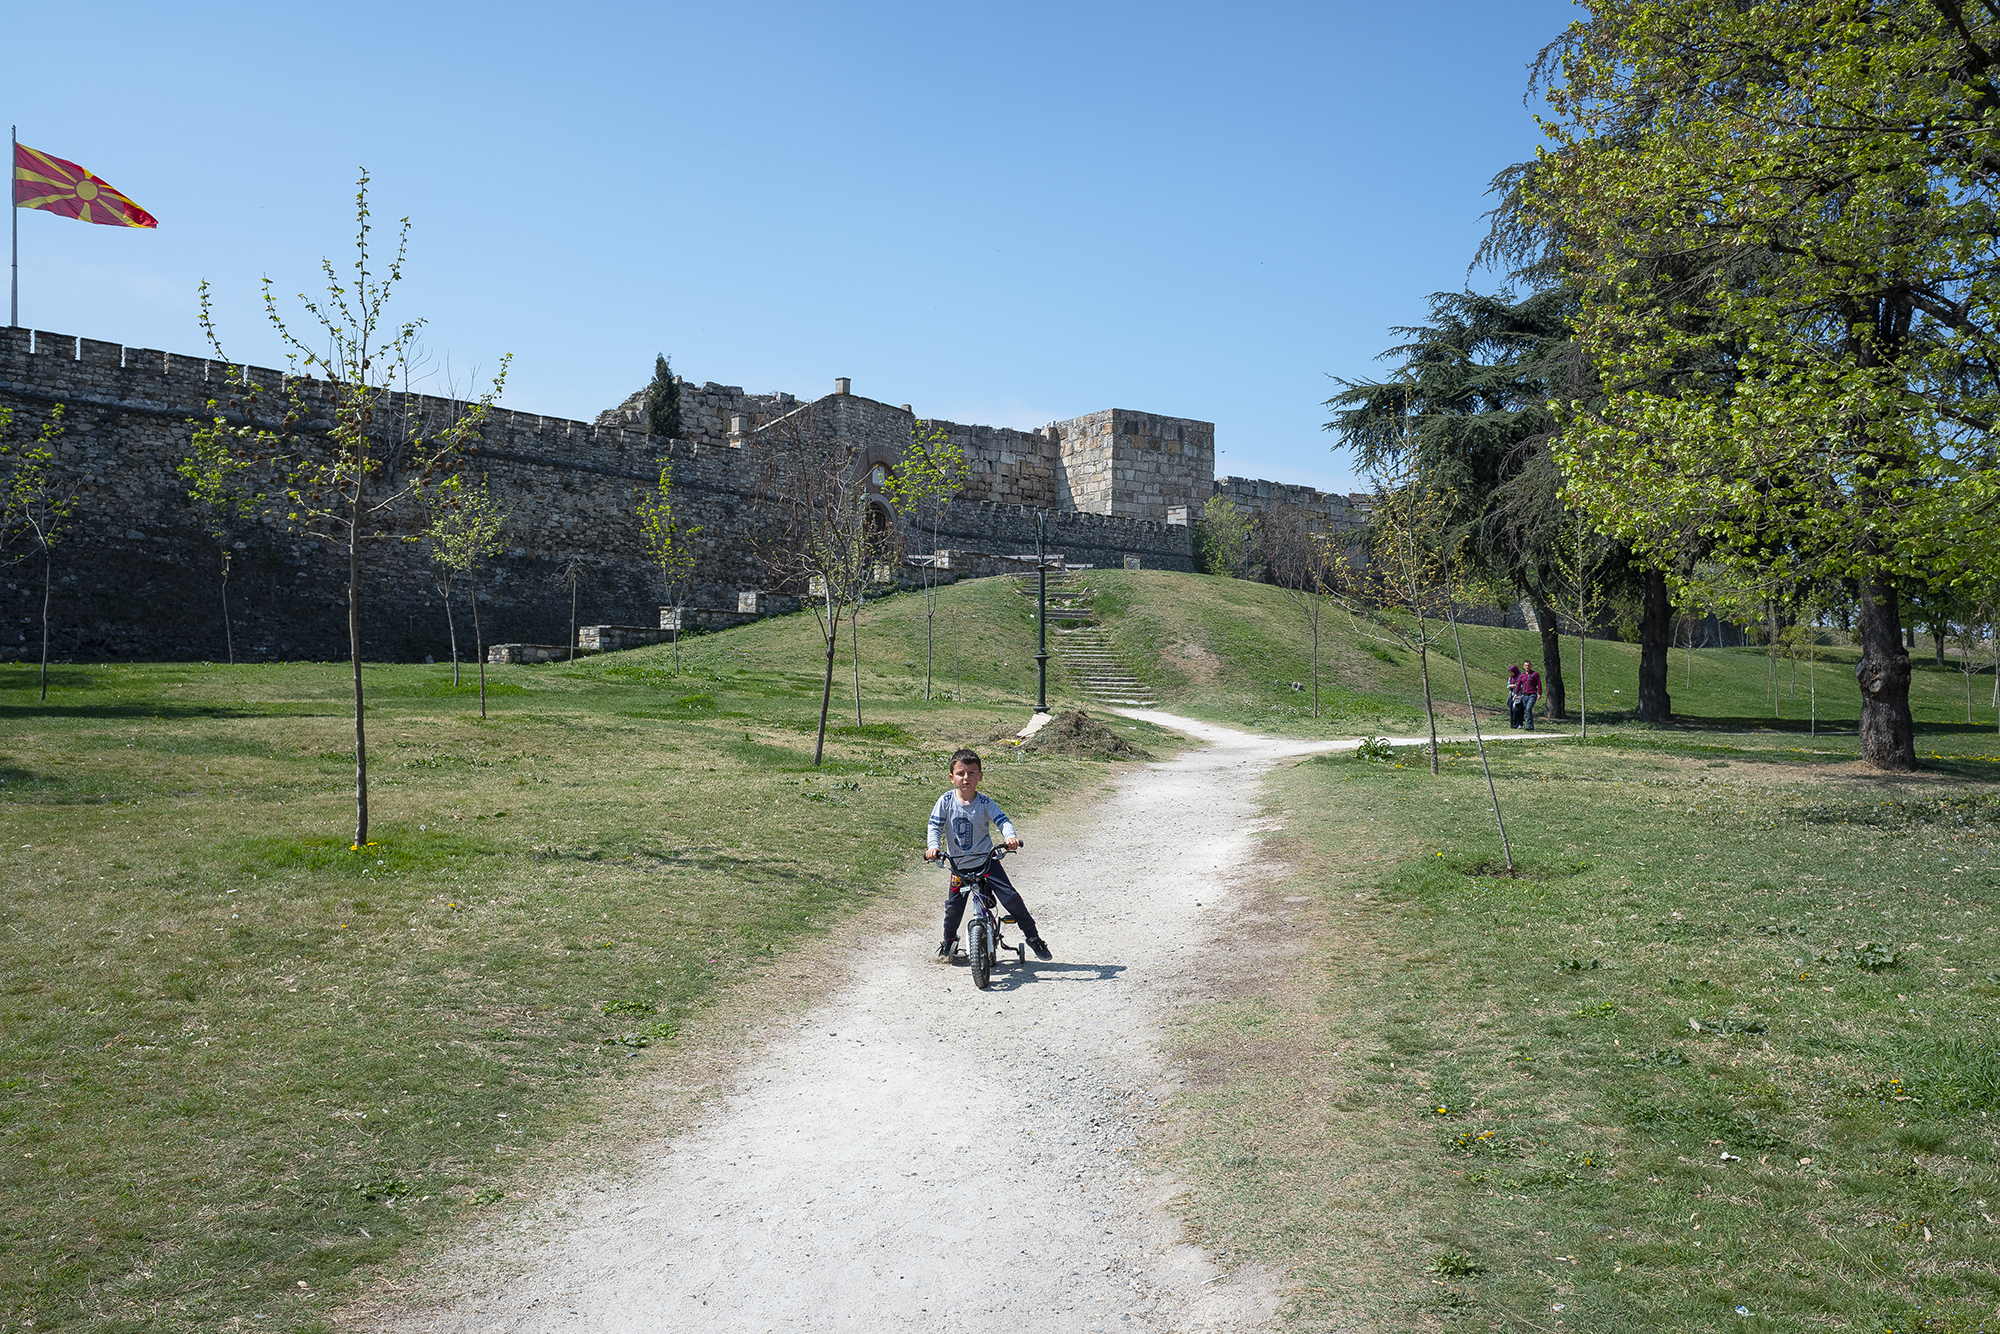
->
xmin=376 ymin=714 xmax=1369 ymax=1334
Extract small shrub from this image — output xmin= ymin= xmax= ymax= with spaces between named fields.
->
xmin=352 ymin=1176 xmax=411 ymax=1201
xmin=1433 ymin=1249 xmax=1485 ymax=1277
xmin=1356 ymin=736 xmax=1396 ymax=762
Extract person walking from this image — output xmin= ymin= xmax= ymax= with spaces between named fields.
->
xmin=1517 ymin=660 xmax=1543 ymax=731
xmin=1507 ymin=662 xmax=1525 ymax=729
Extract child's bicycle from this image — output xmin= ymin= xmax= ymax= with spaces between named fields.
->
xmin=941 ymin=846 xmax=1026 ymax=990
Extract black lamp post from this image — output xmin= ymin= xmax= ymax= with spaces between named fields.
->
xmin=1034 ymin=509 xmax=1050 ymax=714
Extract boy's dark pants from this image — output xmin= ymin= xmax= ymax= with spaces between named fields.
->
xmin=942 ymin=858 xmax=1040 ymax=944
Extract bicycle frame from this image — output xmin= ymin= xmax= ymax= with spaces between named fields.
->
xmin=940 ymin=847 xmax=1025 ymax=983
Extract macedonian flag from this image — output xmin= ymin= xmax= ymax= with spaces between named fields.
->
xmin=13 ymin=142 xmax=157 ymax=228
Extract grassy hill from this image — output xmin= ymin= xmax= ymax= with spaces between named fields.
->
xmin=0 ymin=580 xmax=1174 ymax=1333
xmin=1075 ymin=568 xmax=2000 ymax=749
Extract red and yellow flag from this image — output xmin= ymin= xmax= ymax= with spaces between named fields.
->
xmin=13 ymin=142 xmax=157 ymax=228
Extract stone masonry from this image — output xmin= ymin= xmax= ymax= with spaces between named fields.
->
xmin=0 ymin=329 xmax=1249 ymax=663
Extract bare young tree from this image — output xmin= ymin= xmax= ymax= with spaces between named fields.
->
xmin=754 ymin=403 xmax=880 ymax=766
xmin=1262 ymin=499 xmax=1341 ymax=718
xmin=549 ymin=554 xmax=588 ymax=664
xmin=1331 ymin=477 xmax=1455 ymax=773
xmin=190 ymin=171 xmax=509 ymax=845
xmin=1545 ymin=506 xmax=1611 ymax=742
xmin=1 ymin=404 xmax=75 ymax=701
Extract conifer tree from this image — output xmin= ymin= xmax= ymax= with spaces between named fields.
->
xmin=644 ymin=355 xmax=682 ymax=440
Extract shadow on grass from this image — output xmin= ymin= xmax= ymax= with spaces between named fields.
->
xmin=0 ymin=700 xmax=318 ymax=721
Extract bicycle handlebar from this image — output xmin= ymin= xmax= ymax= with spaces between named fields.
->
xmin=934 ymin=843 xmax=1022 ymax=870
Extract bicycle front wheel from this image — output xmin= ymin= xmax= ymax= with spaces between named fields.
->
xmin=968 ymin=918 xmax=992 ymax=990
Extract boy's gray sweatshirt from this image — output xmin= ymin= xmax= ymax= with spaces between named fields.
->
xmin=927 ymin=791 xmax=1017 ymax=860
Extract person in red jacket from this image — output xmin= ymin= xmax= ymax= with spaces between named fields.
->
xmin=1516 ymin=661 xmax=1543 ymax=730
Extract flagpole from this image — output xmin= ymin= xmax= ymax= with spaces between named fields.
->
xmin=10 ymin=125 xmax=18 ymax=328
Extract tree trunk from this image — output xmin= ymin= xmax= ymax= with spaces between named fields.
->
xmin=1310 ymin=598 xmax=1321 ymax=718
xmin=39 ymin=548 xmax=52 ymax=703
xmin=1417 ymin=637 xmax=1439 ymax=775
xmin=1534 ymin=598 xmax=1567 ymax=720
xmin=1933 ymin=623 xmax=1947 ymax=666
xmin=926 ymin=510 xmax=938 ymax=701
xmin=568 ymin=573 xmax=578 ymax=664
xmin=813 ymin=604 xmax=839 ymax=767
xmin=348 ymin=522 xmax=369 ymax=847
xmin=472 ymin=565 xmax=487 ymax=720
xmin=1447 ymin=609 xmax=1512 ymax=873
xmin=851 ymin=600 xmax=863 ymax=726
xmin=1637 ymin=567 xmax=1672 ymax=723
xmin=221 ymin=552 xmax=234 ymax=666
xmin=443 ymin=578 xmax=460 ymax=686
xmin=1855 ymin=570 xmax=1916 ymax=770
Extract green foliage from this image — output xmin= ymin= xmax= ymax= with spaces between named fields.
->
xmin=1528 ymin=1 xmax=2000 ymax=763
xmin=419 ymin=474 xmax=508 ymax=583
xmin=1193 ymin=493 xmax=1252 ymax=577
xmin=1 ymin=403 xmax=75 ymax=559
xmin=637 ymin=456 xmax=702 ymax=669
xmin=189 ymin=170 xmax=510 ymax=839
xmin=2 ymin=404 xmax=77 ymax=700
xmin=882 ymin=417 xmax=965 ymax=518
xmin=175 ymin=419 xmax=259 ymax=545
xmin=643 ymin=353 xmax=682 ymax=440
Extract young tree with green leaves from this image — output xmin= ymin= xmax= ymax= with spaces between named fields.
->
xmin=419 ymin=474 xmax=509 ymax=714
xmin=1193 ymin=493 xmax=1253 ymax=577
xmin=1 ymin=405 xmax=75 ymax=702
xmin=882 ymin=416 xmax=965 ymax=700
xmin=1527 ymin=0 xmax=2000 ymax=770
xmin=177 ymin=427 xmax=260 ymax=665
xmin=191 ymin=171 xmax=508 ymax=845
xmin=638 ymin=457 xmax=702 ymax=675
xmin=643 ymin=354 xmax=682 ymax=440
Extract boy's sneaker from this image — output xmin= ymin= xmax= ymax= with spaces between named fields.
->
xmin=935 ymin=942 xmax=955 ymax=963
xmin=1028 ymin=938 xmax=1052 ymax=961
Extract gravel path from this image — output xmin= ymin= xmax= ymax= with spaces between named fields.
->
xmin=380 ymin=711 xmax=1514 ymax=1334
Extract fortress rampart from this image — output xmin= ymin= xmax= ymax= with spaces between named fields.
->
xmin=0 ymin=329 xmax=1207 ymax=663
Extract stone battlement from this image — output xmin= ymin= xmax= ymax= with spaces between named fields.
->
xmin=0 ymin=329 xmax=1213 ymax=662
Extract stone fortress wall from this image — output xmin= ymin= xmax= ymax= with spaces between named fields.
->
xmin=8 ymin=328 xmax=1344 ymax=663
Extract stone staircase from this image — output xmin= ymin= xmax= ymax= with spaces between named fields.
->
xmin=1013 ymin=569 xmax=1157 ymax=708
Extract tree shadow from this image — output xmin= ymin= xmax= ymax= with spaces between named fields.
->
xmin=982 ymin=959 xmax=1127 ymax=992
xmin=0 ymin=701 xmax=268 ymax=721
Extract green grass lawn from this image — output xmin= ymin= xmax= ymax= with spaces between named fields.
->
xmin=0 ymin=574 xmax=1175 ymax=1333
xmin=1172 ymin=731 xmax=2000 ymax=1333
xmin=1082 ymin=568 xmax=2000 ymax=744
xmin=9 ymin=565 xmax=1998 ymax=1333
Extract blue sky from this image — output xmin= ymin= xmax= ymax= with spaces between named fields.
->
xmin=10 ymin=1 xmax=1574 ymax=495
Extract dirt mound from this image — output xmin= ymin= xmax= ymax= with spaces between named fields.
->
xmin=1022 ymin=710 xmax=1152 ymax=760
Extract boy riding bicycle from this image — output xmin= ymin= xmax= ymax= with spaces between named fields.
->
xmin=923 ymin=748 xmax=1053 ymax=963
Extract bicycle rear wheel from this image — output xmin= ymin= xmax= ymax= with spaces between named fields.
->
xmin=967 ymin=918 xmax=992 ymax=990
